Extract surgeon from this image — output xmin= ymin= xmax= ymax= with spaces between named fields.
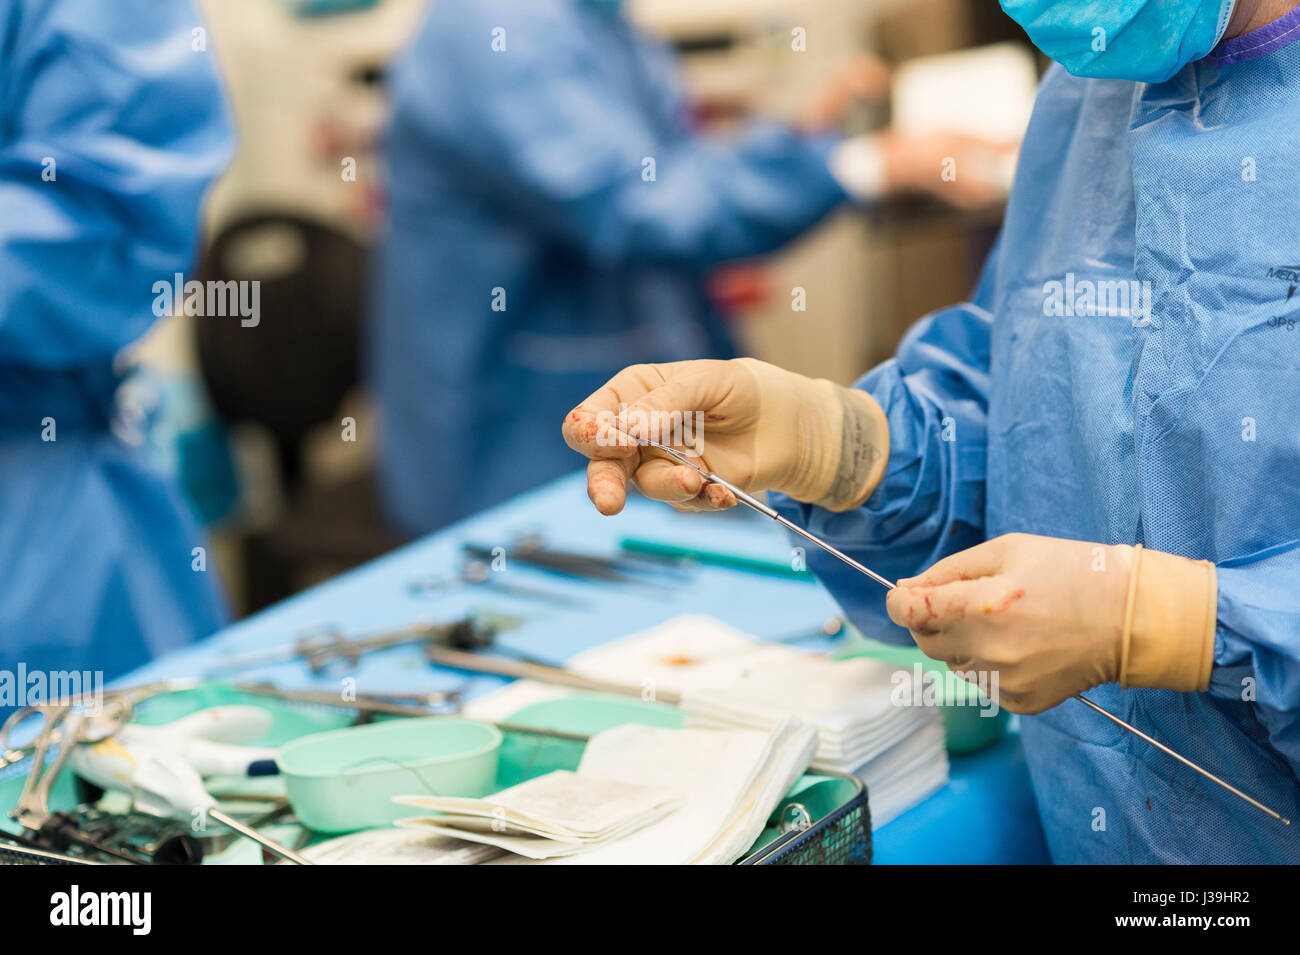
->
xmin=563 ymin=0 xmax=1300 ymax=863
xmin=370 ymin=0 xmax=1008 ymax=535
xmin=0 ymin=0 xmax=231 ymax=689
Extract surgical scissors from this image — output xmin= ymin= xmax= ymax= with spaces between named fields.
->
xmin=0 ymin=679 xmax=196 ymax=775
xmin=638 ymin=438 xmax=1291 ymax=825
xmin=2 ymin=683 xmax=313 ymax=865
xmin=2 ymin=697 xmax=135 ymax=831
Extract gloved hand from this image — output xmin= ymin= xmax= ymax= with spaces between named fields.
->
xmin=798 ymin=54 xmax=891 ymax=132
xmin=562 ymin=358 xmax=888 ymax=516
xmin=880 ymin=129 xmax=1020 ymax=209
xmin=830 ymin=130 xmax=1020 ymax=209
xmin=885 ymin=534 xmax=1217 ymax=714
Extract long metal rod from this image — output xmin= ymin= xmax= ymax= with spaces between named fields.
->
xmin=208 ymin=809 xmax=314 ymax=865
xmin=1073 ymin=696 xmax=1289 ymax=824
xmin=233 ymin=683 xmax=460 ymax=713
xmin=424 ymin=645 xmax=682 ymax=705
xmin=639 ymin=438 xmax=1290 ymax=825
xmin=642 ymin=440 xmax=899 ymax=590
xmin=773 ymin=512 xmax=899 ymax=592
xmin=232 ymin=681 xmax=591 ymax=743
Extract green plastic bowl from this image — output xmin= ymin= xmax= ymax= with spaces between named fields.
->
xmin=278 ymin=717 xmax=502 ymax=833
xmin=506 ymin=695 xmax=684 ymax=735
xmin=493 ymin=695 xmax=684 ymax=790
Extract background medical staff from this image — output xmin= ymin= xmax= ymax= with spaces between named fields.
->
xmin=369 ymin=0 xmax=1002 ymax=535
xmin=564 ymin=0 xmax=1300 ymax=862
xmin=0 ymin=0 xmax=231 ymax=687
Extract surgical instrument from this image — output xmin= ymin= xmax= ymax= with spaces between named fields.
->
xmin=0 ymin=679 xmax=199 ymax=773
xmin=4 ymin=697 xmax=310 ymax=865
xmin=228 ymin=682 xmax=589 ymax=743
xmin=424 ymin=644 xmax=683 ymax=705
xmin=71 ymin=713 xmax=313 ymax=865
xmin=233 ymin=683 xmax=465 ymax=718
xmin=619 ymin=536 xmax=815 ymax=580
xmin=3 ymin=699 xmax=135 ymax=833
xmin=1071 ymin=696 xmax=1290 ymax=825
xmin=408 ymin=559 xmax=580 ymax=607
xmin=4 ymin=807 xmax=203 ymax=866
xmin=638 ymin=438 xmax=1292 ymax=825
xmin=205 ymin=617 xmax=493 ymax=676
xmin=0 ymin=837 xmax=99 ymax=865
xmin=639 ymin=440 xmax=896 ymax=590
xmin=1 ymin=692 xmax=203 ymax=864
xmin=462 ymin=540 xmax=634 ymax=583
xmin=463 ymin=537 xmax=691 ymax=587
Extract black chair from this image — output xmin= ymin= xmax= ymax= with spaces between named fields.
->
xmin=196 ymin=211 xmax=406 ymax=613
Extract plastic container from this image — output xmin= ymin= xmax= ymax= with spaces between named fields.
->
xmin=278 ymin=717 xmax=502 ymax=833
xmin=507 ymin=695 xmax=683 ymax=735
xmin=491 ymin=696 xmax=681 ymax=789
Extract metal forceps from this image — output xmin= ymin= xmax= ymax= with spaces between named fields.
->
xmin=2 ymin=697 xmax=134 ymax=831
xmin=639 ymin=438 xmax=1291 ymax=825
xmin=0 ymin=680 xmax=195 ymax=776
xmin=639 ymin=439 xmax=893 ymax=589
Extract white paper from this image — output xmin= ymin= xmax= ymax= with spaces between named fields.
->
xmin=396 ymin=771 xmax=680 ymax=839
xmin=301 ymin=827 xmax=503 ymax=865
xmin=550 ymin=719 xmax=818 ymax=865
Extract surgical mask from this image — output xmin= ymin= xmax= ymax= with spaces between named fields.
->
xmin=1000 ymin=0 xmax=1236 ymax=83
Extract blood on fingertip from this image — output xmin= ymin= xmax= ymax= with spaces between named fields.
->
xmin=676 ymin=468 xmax=701 ymax=493
xmin=704 ymin=484 xmax=732 ymax=508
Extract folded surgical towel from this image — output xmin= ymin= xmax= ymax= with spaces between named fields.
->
xmin=396 ymin=717 xmax=818 ymax=865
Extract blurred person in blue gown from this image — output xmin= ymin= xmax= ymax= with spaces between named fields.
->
xmin=370 ymin=0 xmax=1006 ymax=534
xmin=0 ymin=0 xmax=232 ymax=693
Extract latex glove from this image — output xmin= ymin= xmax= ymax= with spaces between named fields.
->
xmin=885 ymin=534 xmax=1217 ymax=714
xmin=561 ymin=358 xmax=888 ymax=516
xmin=798 ymin=54 xmax=892 ymax=132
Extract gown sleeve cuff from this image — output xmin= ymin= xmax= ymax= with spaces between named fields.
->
xmin=1120 ymin=547 xmax=1217 ymax=693
xmin=813 ymin=385 xmax=890 ymax=512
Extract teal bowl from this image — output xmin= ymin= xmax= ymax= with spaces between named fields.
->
xmin=278 ymin=717 xmax=502 ymax=833
xmin=506 ymin=695 xmax=684 ymax=735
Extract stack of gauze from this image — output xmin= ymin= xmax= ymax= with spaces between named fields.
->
xmin=394 ymin=719 xmax=818 ymax=865
xmin=567 ymin=616 xmax=949 ymax=829
xmin=393 ymin=770 xmax=682 ymax=860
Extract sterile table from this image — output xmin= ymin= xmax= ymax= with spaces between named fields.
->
xmin=121 ymin=471 xmax=1051 ymax=864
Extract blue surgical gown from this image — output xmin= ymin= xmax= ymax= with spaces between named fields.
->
xmin=0 ymin=0 xmax=231 ymax=688
xmin=775 ymin=52 xmax=1300 ymax=862
xmin=370 ymin=0 xmax=847 ymax=534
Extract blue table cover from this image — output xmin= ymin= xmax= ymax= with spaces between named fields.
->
xmin=120 ymin=471 xmax=1051 ymax=864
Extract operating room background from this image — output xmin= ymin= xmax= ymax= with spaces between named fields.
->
xmin=124 ymin=0 xmax=1040 ymax=617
